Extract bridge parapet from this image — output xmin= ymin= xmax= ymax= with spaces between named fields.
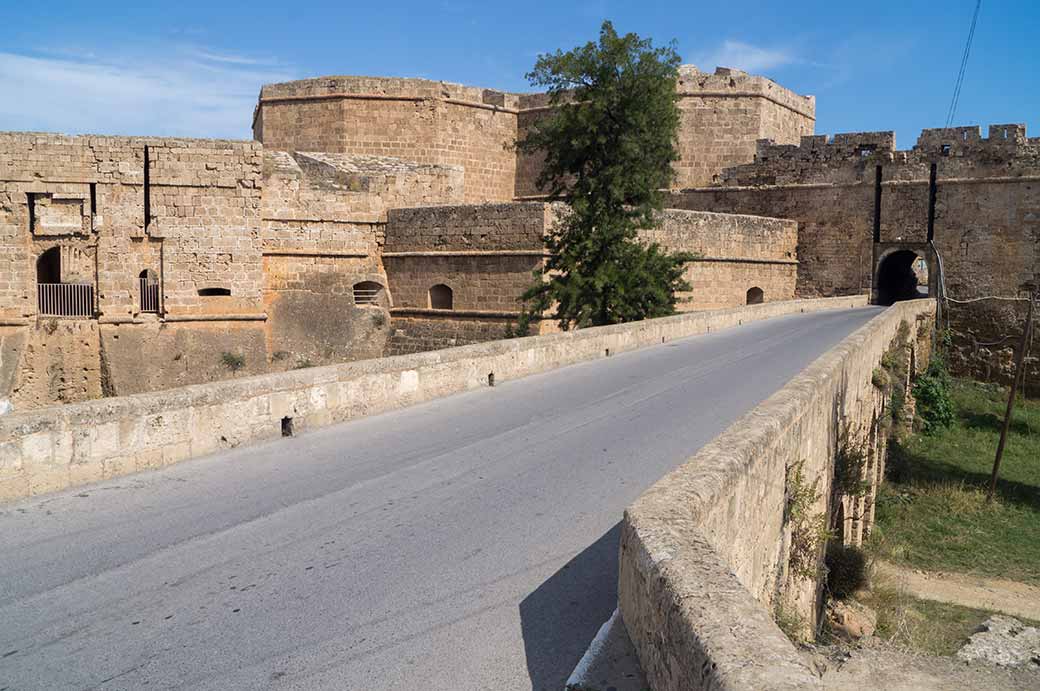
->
xmin=619 ymin=298 xmax=935 ymax=691
xmin=0 ymin=296 xmax=866 ymax=504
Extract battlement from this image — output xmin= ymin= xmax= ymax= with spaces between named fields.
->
xmin=914 ymin=123 xmax=1035 ymax=156
xmin=715 ymin=123 xmax=1040 ymax=187
xmin=753 ymin=131 xmax=897 ymax=164
xmin=747 ymin=123 xmax=1039 ymax=166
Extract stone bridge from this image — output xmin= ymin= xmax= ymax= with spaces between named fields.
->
xmin=0 ymin=297 xmax=935 ymax=690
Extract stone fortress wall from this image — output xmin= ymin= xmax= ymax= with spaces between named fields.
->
xmin=1 ymin=65 xmax=814 ymax=411
xmin=0 ymin=132 xmax=269 ymax=407
xmin=381 ymin=202 xmax=797 ymax=355
xmin=256 ymin=67 xmax=815 ymax=202
xmin=0 ymin=128 xmax=465 ymax=409
xmin=672 ymin=124 xmax=1040 ymax=389
xmin=254 ymin=76 xmax=521 ymax=203
xmin=2 ymin=61 xmax=1036 ymax=410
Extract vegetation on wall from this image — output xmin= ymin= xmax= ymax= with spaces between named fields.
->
xmin=912 ymin=355 xmax=954 ymax=433
xmin=220 ymin=352 xmax=246 ymax=372
xmin=784 ymin=459 xmax=831 ymax=581
xmin=515 ymin=21 xmax=695 ymax=332
xmin=878 ymin=321 xmax=912 ymax=434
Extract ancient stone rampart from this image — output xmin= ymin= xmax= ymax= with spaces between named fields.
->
xmin=0 ymin=296 xmax=865 ymax=503
xmin=255 ymin=76 xmax=521 ymax=203
xmin=259 ymin=148 xmax=464 ymax=366
xmin=0 ymin=132 xmax=272 ymax=405
xmin=0 ymin=132 xmax=263 ymax=322
xmin=672 ymin=66 xmax=815 ymax=189
xmin=382 ymin=202 xmax=799 ymax=354
xmin=673 ymin=125 xmax=1039 ymax=390
xmin=642 ymin=208 xmax=797 ymax=310
xmin=618 ymin=298 xmax=936 ymax=691
xmin=383 ymin=202 xmax=557 ymax=354
xmin=257 ymin=68 xmax=816 ymax=202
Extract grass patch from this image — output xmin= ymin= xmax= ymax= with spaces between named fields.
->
xmin=858 ymin=587 xmax=1037 ymax=657
xmin=875 ymin=379 xmax=1040 ymax=584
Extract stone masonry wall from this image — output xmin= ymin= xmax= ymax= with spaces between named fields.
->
xmin=513 ymin=67 xmax=815 ymax=197
xmin=256 ymin=69 xmax=814 ymax=203
xmin=640 ymin=209 xmax=797 ymax=310
xmin=0 ymin=132 xmax=270 ymax=407
xmin=0 ymin=132 xmax=263 ymax=321
xmin=383 ymin=202 xmax=548 ymax=353
xmin=672 ymin=66 xmax=815 ymax=189
xmin=618 ymin=299 xmax=935 ymax=691
xmin=9 ymin=320 xmax=103 ymax=409
xmin=255 ymin=76 xmax=519 ymax=203
xmin=259 ymin=148 xmax=465 ymax=367
xmin=0 ymin=296 xmax=865 ymax=503
xmin=383 ymin=203 xmax=797 ymax=353
xmin=673 ymin=124 xmax=1040 ymax=390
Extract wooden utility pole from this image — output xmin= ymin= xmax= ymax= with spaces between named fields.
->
xmin=988 ymin=297 xmax=1035 ymax=500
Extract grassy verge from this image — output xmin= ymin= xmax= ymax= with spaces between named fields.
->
xmin=858 ymin=586 xmax=1040 ymax=656
xmin=874 ymin=379 xmax=1040 ymax=585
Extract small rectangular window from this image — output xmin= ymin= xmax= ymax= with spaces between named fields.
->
xmin=940 ymin=144 xmax=951 ymax=156
xmin=198 ymin=287 xmax=231 ymax=296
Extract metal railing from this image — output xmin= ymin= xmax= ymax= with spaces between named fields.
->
xmin=37 ymin=283 xmax=94 ymax=318
xmin=140 ymin=278 xmax=160 ymax=313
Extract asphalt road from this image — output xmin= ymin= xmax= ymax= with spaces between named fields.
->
xmin=0 ymin=306 xmax=882 ymax=691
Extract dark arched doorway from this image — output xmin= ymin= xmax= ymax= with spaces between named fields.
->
xmin=746 ymin=287 xmax=764 ymax=305
xmin=429 ymin=284 xmax=453 ymax=310
xmin=36 ymin=247 xmax=61 ymax=284
xmin=875 ymin=250 xmax=927 ymax=306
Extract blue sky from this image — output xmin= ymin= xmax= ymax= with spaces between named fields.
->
xmin=0 ymin=0 xmax=1035 ymax=148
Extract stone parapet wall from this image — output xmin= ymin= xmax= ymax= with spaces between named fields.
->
xmin=718 ymin=125 xmax=1040 ymax=188
xmin=618 ymin=299 xmax=935 ymax=691
xmin=0 ymin=296 xmax=865 ymax=503
xmin=257 ymin=75 xmax=523 ymax=109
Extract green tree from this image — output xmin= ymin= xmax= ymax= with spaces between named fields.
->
xmin=515 ymin=21 xmax=695 ymax=332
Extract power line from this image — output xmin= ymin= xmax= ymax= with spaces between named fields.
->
xmin=945 ymin=0 xmax=983 ymax=127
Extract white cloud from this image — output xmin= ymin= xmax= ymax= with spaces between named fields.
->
xmin=691 ymin=40 xmax=796 ymax=75
xmin=0 ymin=45 xmax=296 ymax=139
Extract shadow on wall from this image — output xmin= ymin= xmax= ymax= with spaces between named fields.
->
xmin=519 ymin=523 xmax=621 ymax=691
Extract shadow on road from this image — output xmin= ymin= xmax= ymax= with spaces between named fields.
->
xmin=518 ymin=523 xmax=621 ymax=691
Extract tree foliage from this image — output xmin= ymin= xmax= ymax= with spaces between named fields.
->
xmin=515 ymin=21 xmax=695 ymax=332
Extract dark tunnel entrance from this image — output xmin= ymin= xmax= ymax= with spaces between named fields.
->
xmin=875 ymin=249 xmax=928 ymax=306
